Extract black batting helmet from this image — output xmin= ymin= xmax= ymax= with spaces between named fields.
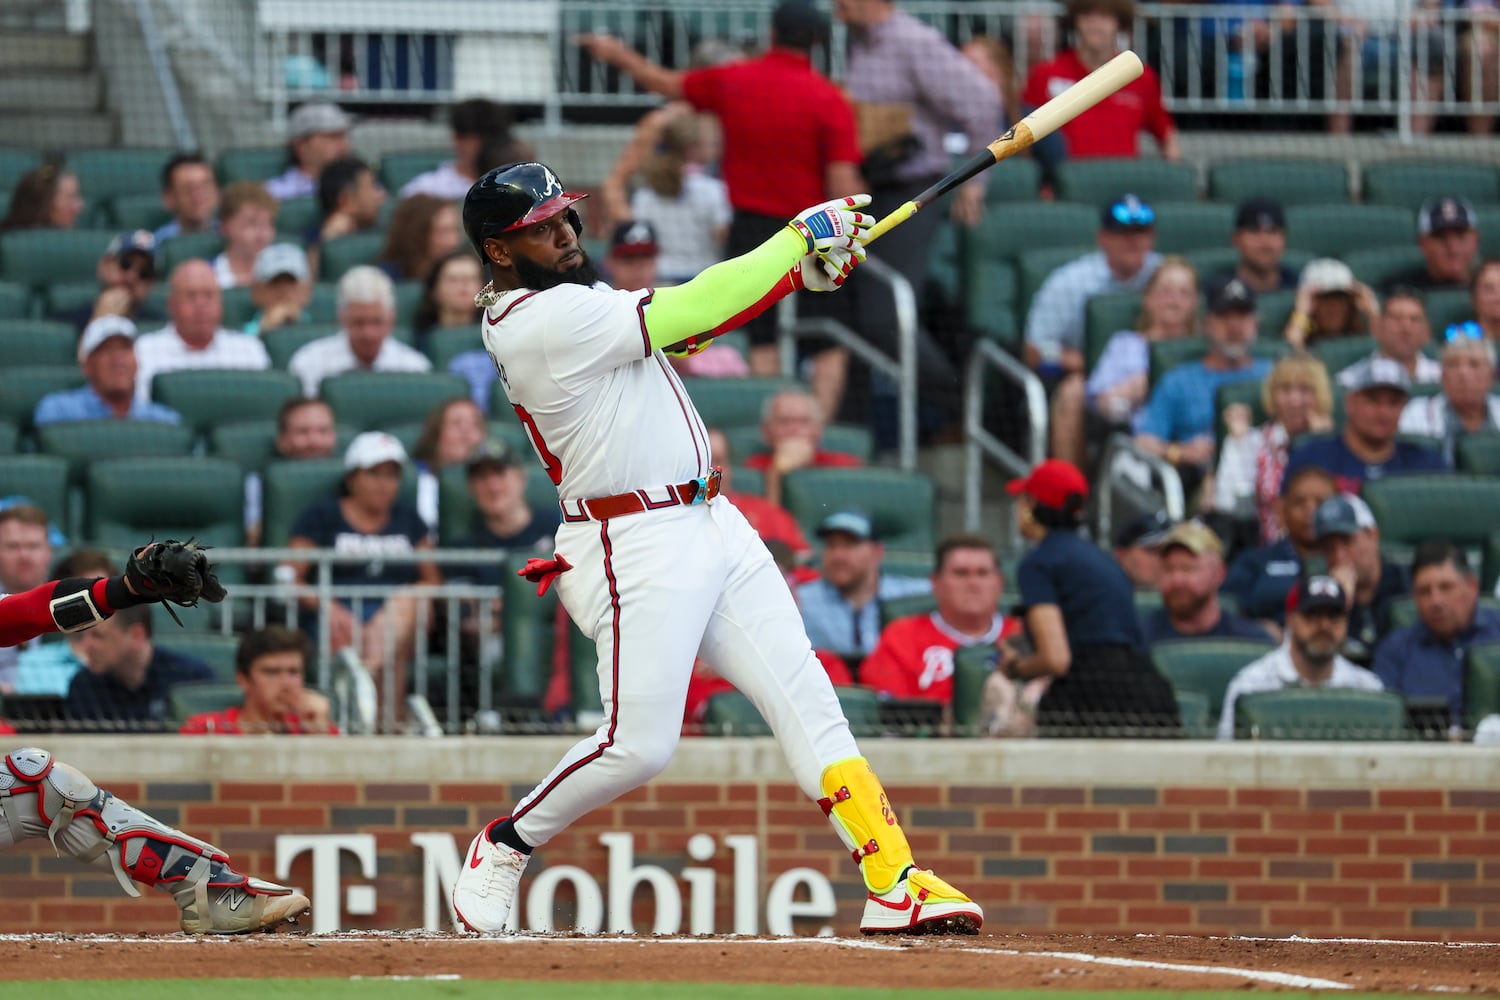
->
xmin=463 ymin=161 xmax=587 ymax=259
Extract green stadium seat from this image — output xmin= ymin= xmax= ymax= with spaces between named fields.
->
xmin=499 ymin=554 xmax=559 ymax=707
xmin=319 ymin=370 xmax=470 ymax=430
xmin=0 ymin=319 xmax=79 ymax=367
xmin=1151 ymin=637 xmax=1277 ymax=722
xmin=42 ymin=280 xmax=101 ymax=317
xmin=1152 ymin=201 xmax=1234 ymax=254
xmin=274 ymin=197 xmax=320 ymax=239
xmin=927 ymin=219 xmax=961 ymax=305
xmin=160 ymin=633 xmax=242 ymax=683
xmin=1466 ymin=641 xmax=1500 ymax=729
xmin=679 ymin=376 xmax=800 ymax=429
xmin=1175 ymin=689 xmax=1213 ymax=739
xmin=151 ymin=369 xmax=302 ymax=437
xmin=221 ymin=285 xmax=257 ymax=330
xmin=1426 ymin=288 xmax=1476 ymax=334
xmin=1487 ymin=529 xmax=1500 ymax=595
xmin=423 ymin=325 xmax=483 ymax=370
xmin=1181 ymin=246 xmax=1241 ymax=281
xmin=702 ymin=690 xmax=771 ymax=736
xmin=882 ymin=550 xmax=936 ymax=578
xmin=0 ymin=366 xmax=84 ymax=433
xmin=880 ymin=591 xmax=937 ymax=626
xmin=820 ymin=424 xmax=874 ymax=461
xmin=0 ymin=149 xmax=41 ymax=190
xmin=158 ymin=232 xmax=224 ymax=274
xmin=0 ymin=229 xmax=114 ymax=288
xmin=1362 ymin=474 xmax=1500 ymax=551
xmin=1343 ymin=245 xmax=1426 ymax=288
xmin=1148 ymin=338 xmax=1288 ymax=389
xmin=1016 ymin=245 xmax=1094 ymax=324
xmin=68 ymin=148 xmax=174 ymax=202
xmin=85 ymin=456 xmax=244 ymax=548
xmin=730 ymin=465 xmax=764 ymax=497
xmin=1480 ymin=206 xmax=1500 ymax=260
xmin=0 ymin=455 xmax=67 ymax=519
xmin=1234 ymin=688 xmax=1408 ymax=740
xmin=394 ymin=281 xmax=423 ymax=327
xmin=168 ymin=682 xmax=244 ymax=724
xmin=379 ymin=150 xmax=451 ymax=194
xmin=1456 ymin=433 xmax=1500 ymax=475
xmin=1256 ymin=288 xmax=1298 ymax=341
xmin=261 ymin=458 xmax=345 ymax=548
xmin=1285 ymin=205 xmax=1415 ymax=258
xmin=782 ymin=467 xmax=935 ymax=555
xmin=319 ymin=232 xmax=385 ymax=282
xmin=304 ymin=283 xmax=340 ymax=323
xmin=1084 ymin=291 xmax=1143 ymax=370
xmin=0 ymin=420 xmax=16 ymax=454
xmin=210 ymin=420 xmax=279 ymax=474
xmin=0 ymin=281 xmax=30 ymax=319
xmin=835 ymin=686 xmax=883 ymax=737
xmin=1312 ymin=334 xmax=1376 ymax=376
xmin=38 ymin=420 xmax=196 ymax=485
xmin=951 ymin=644 xmax=993 ymax=733
xmin=264 ymin=322 xmax=341 ymax=369
xmin=216 ymin=147 xmax=287 ymax=184
xmin=971 ymin=202 xmax=1098 ymax=262
xmin=1207 ymin=159 xmax=1350 ymax=207
xmin=1361 ymin=160 xmax=1500 ymax=209
xmin=109 ymin=193 xmax=171 ymax=232
xmin=984 ymin=157 xmax=1042 ymax=203
xmin=1054 ymin=159 xmax=1199 ymax=205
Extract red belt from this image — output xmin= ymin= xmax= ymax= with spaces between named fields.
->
xmin=560 ymin=468 xmax=722 ymax=523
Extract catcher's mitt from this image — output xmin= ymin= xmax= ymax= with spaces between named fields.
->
xmin=125 ymin=539 xmax=227 ymax=626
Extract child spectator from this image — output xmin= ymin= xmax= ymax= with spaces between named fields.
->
xmin=211 ymin=182 xmax=278 ymax=289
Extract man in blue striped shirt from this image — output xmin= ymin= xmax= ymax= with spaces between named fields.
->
xmin=32 ymin=316 xmax=182 ymax=427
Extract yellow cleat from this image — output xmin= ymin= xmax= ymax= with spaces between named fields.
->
xmin=860 ymin=867 xmax=983 ymax=935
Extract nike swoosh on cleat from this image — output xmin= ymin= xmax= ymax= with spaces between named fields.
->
xmin=468 ymin=837 xmax=486 ymax=869
xmin=868 ymin=892 xmax=913 ymax=912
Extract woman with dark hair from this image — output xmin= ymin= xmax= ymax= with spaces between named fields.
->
xmin=999 ymin=459 xmax=1180 ymax=736
xmin=411 ymin=248 xmax=484 ymax=339
xmin=410 ymin=396 xmax=487 ymax=531
xmin=0 ymin=163 xmax=85 ymax=233
xmin=377 ymin=194 xmax=462 ymax=282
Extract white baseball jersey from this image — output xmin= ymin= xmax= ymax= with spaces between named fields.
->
xmin=480 ymin=282 xmax=712 ymax=500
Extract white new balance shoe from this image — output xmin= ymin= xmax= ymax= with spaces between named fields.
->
xmin=452 ymin=818 xmax=529 ymax=933
xmin=860 ymin=867 xmax=983 ymax=935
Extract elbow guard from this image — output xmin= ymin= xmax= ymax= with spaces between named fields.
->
xmin=48 ymin=578 xmax=107 ymax=633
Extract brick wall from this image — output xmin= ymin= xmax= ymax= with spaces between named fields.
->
xmin=4 ymin=759 xmax=1498 ymax=938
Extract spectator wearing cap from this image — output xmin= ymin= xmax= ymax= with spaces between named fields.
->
xmin=1112 ymin=509 xmax=1172 ymax=590
xmin=1285 ymin=356 xmax=1450 ymax=496
xmin=1337 ymin=287 xmax=1441 ymax=389
xmin=211 ymin=181 xmax=279 ymax=290
xmin=744 ymin=388 xmax=862 ymax=509
xmin=287 ymin=266 xmax=430 ymax=398
xmin=154 ymin=152 xmax=220 ymax=245
xmin=1314 ymin=494 xmax=1409 ymax=668
xmin=1209 ymin=353 xmax=1334 ymax=547
xmin=285 ymin=431 xmax=441 ymax=708
xmin=1212 ymin=198 xmax=1298 ymax=295
xmin=1217 ymin=575 xmax=1383 ymax=740
xmin=794 ymin=510 xmax=932 ymax=663
xmin=1222 ymin=465 xmax=1336 ymax=630
xmin=1144 ymin=521 xmax=1274 ymax=645
xmin=1374 ymin=540 xmax=1500 ymax=731
xmin=1025 ymin=193 xmax=1161 ymax=381
xmin=401 ymin=98 xmax=521 ymax=201
xmin=1471 ymin=259 xmax=1500 ymax=343
xmin=1002 ymin=459 xmax=1180 ymax=734
xmin=627 ymin=113 xmax=731 ymax=284
xmin=1283 ymin=258 xmax=1378 ymax=350
xmin=1135 ymin=277 xmax=1272 ymax=494
xmin=245 ymin=397 xmax=338 ymax=546
xmin=1382 ymin=197 xmax=1482 ymax=296
xmin=266 ymin=101 xmax=354 ymax=202
xmin=52 ymin=229 xmax=165 ymax=332
xmin=243 ymin=244 xmax=312 ymax=338
xmin=33 ymin=317 xmax=181 ymax=427
xmin=1398 ymin=324 xmax=1500 ymax=464
xmin=444 ymin=440 xmax=563 ymax=587
xmin=134 ymin=260 xmax=271 ymax=403
xmin=705 ymin=428 xmax=811 ymax=560
xmin=604 ymin=220 xmax=662 ymax=293
xmin=317 ymin=157 xmax=386 ymax=246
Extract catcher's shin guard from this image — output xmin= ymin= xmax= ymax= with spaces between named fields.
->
xmin=817 ymin=757 xmax=915 ymax=895
xmin=0 ymin=748 xmax=308 ymax=933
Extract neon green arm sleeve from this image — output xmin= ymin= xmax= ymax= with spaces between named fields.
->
xmin=643 ymin=226 xmax=806 ymax=353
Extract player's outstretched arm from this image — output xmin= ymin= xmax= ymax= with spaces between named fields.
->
xmin=644 ymin=196 xmax=872 ymax=356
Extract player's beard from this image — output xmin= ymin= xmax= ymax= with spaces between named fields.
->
xmin=513 ymin=249 xmax=600 ymax=291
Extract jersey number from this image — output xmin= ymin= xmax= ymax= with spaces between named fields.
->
xmin=513 ymin=404 xmax=563 ymax=485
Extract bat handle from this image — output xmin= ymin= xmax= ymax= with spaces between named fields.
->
xmin=861 ymin=200 xmax=920 ymax=247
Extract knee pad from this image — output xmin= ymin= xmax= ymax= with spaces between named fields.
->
xmin=818 ymin=756 xmax=914 ymax=896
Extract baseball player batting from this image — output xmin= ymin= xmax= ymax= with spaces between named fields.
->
xmin=0 ymin=541 xmax=310 ymax=933
xmin=450 ymin=161 xmax=982 ymax=936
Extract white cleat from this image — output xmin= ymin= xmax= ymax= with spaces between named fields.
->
xmin=452 ymin=818 xmax=529 ymax=933
xmin=860 ymin=867 xmax=984 ymax=935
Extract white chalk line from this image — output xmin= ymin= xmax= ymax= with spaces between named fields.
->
xmin=349 ymin=975 xmax=462 ymax=982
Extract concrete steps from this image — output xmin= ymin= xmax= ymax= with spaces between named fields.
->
xmin=0 ymin=112 xmax=116 ymax=149
xmin=0 ymin=72 xmax=100 ymax=114
xmin=0 ymin=29 xmax=116 ymax=150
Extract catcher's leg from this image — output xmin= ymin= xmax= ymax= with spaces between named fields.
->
xmin=0 ymin=747 xmax=308 ymax=933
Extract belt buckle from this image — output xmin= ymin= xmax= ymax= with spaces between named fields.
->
xmin=687 ymin=475 xmax=709 ymax=505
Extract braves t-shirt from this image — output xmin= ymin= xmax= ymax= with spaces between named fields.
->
xmin=290 ymin=496 xmax=430 ymax=588
xmin=1281 ymin=435 xmax=1449 ymax=495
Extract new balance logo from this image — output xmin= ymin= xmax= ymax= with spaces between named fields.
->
xmin=217 ymin=889 xmax=248 ymax=912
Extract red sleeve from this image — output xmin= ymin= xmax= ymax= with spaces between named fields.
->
xmin=859 ymin=622 xmax=917 ymax=698
xmin=742 ymin=453 xmax=771 ymax=471
xmin=0 ymin=581 xmax=65 ymax=647
xmin=815 ymin=649 xmax=854 ymax=687
xmin=179 ymin=713 xmax=212 ymax=735
xmin=1021 ymin=61 xmax=1051 ymax=110
xmin=820 ymin=84 xmax=864 ymax=164
xmin=815 ymin=450 xmax=863 ymax=468
xmin=680 ymin=66 xmax=722 ymax=112
xmin=0 ymin=719 xmax=14 ymax=735
xmin=1139 ymin=66 xmax=1174 ymax=145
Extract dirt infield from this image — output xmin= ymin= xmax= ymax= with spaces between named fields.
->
xmin=2 ymin=932 xmax=1498 ymax=993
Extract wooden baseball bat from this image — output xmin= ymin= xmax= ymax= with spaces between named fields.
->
xmin=861 ymin=50 xmax=1145 ymax=246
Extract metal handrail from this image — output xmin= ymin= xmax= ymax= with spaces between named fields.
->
xmin=1095 ymin=432 xmax=1186 ymax=547
xmin=130 ymin=0 xmax=197 ymax=150
xmin=963 ymin=339 xmax=1048 ymax=534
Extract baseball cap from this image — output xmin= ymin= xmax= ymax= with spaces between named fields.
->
xmin=816 ymin=509 xmax=876 ymax=542
xmin=1344 ymin=356 xmax=1411 ymax=396
xmin=1418 ymin=195 xmax=1478 ymax=236
xmin=1285 ymin=574 xmax=1348 ymax=616
xmin=1207 ymin=276 xmax=1257 ymax=314
xmin=1234 ymin=197 xmax=1285 ymax=232
xmin=288 ymin=100 xmax=353 ymax=139
xmin=1100 ymin=193 xmax=1155 ymax=232
xmin=1298 ymin=257 xmax=1355 ymax=296
xmin=253 ymin=243 xmax=310 ymax=284
xmin=343 ymin=431 xmax=407 ymax=471
xmin=1313 ymin=494 xmax=1377 ymax=541
xmin=77 ymin=315 xmax=137 ymax=361
xmin=465 ymin=439 xmax=521 ymax=475
xmin=772 ymin=0 xmax=828 ymax=48
xmin=609 ymin=220 xmax=659 ymax=259
xmin=1160 ymin=520 xmax=1224 ymax=558
xmin=105 ymin=229 xmax=156 ymax=262
xmin=1113 ymin=509 xmax=1172 ymax=550
xmin=1006 ymin=458 xmax=1089 ymax=510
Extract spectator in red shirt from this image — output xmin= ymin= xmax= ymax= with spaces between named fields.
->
xmin=180 ymin=626 xmax=337 ymax=735
xmin=1021 ymin=0 xmax=1178 ymax=170
xmin=741 ymin=388 xmax=861 ymax=507
xmin=707 ymin=427 xmax=811 ymax=558
xmin=860 ymin=534 xmax=1022 ymax=705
